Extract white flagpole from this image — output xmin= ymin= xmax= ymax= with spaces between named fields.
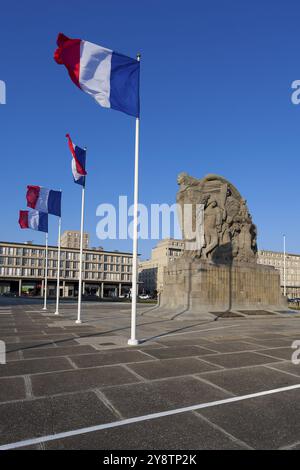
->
xmin=283 ymin=234 xmax=286 ymax=297
xmin=76 ymin=166 xmax=86 ymax=324
xmin=54 ymin=215 xmax=62 ymax=315
xmin=128 ymin=53 xmax=141 ymax=346
xmin=42 ymin=232 xmax=48 ymax=310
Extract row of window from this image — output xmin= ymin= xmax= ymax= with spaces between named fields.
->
xmin=259 ymin=252 xmax=300 ymax=261
xmin=0 ymin=267 xmax=132 ymax=281
xmin=0 ymin=247 xmax=132 ymax=264
xmin=259 ymin=259 xmax=300 ymax=269
xmin=0 ymin=257 xmax=132 ymax=273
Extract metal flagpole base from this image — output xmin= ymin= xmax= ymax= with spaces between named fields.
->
xmin=54 ymin=312 xmax=59 ymax=316
xmin=128 ymin=338 xmax=139 ymax=346
xmin=42 ymin=307 xmax=47 ymax=311
xmin=75 ymin=319 xmax=82 ymax=324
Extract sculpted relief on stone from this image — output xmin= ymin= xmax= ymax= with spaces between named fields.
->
xmin=177 ymin=173 xmax=257 ymax=263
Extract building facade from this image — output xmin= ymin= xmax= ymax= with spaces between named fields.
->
xmin=60 ymin=231 xmax=89 ymax=250
xmin=0 ymin=241 xmax=132 ymax=298
xmin=139 ymin=239 xmax=185 ymax=294
xmin=257 ymin=249 xmax=300 ymax=298
xmin=139 ymin=239 xmax=300 ymax=298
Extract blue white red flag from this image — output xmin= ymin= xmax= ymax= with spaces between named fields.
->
xmin=66 ymin=134 xmax=86 ymax=186
xmin=54 ymin=33 xmax=140 ymax=118
xmin=19 ymin=210 xmax=48 ymax=233
xmin=26 ymin=186 xmax=61 ymax=217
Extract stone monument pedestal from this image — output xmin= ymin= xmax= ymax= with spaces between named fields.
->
xmin=158 ymin=258 xmax=286 ymax=319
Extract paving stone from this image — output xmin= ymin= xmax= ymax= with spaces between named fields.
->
xmin=243 ymin=338 xmax=293 ymax=348
xmin=70 ymin=350 xmax=153 ymax=368
xmin=102 ymin=376 xmax=231 ymax=418
xmin=76 ymin=335 xmax=126 ymax=346
xmin=40 ymin=328 xmax=67 ymax=333
xmin=12 ymin=335 xmax=49 ymax=341
xmin=257 ymin=347 xmax=294 ymax=360
xmin=281 ymin=332 xmax=300 ymax=339
xmin=0 ymin=391 xmax=116 ymax=446
xmin=31 ymin=365 xmax=140 ymax=396
xmin=6 ymin=341 xmax=56 ymax=352
xmin=54 ymin=339 xmax=79 ymax=346
xmin=0 ymin=337 xmax=20 ymax=343
xmin=0 ymin=377 xmax=26 ymax=402
xmin=0 ymin=357 xmax=73 ymax=378
xmin=44 ymin=412 xmax=246 ymax=450
xmin=22 ymin=345 xmax=96 ymax=359
xmin=266 ymin=361 xmax=300 ymax=377
xmin=130 ymin=342 xmax=166 ymax=350
xmin=145 ymin=345 xmax=216 ymax=360
xmin=17 ymin=334 xmax=77 ymax=341
xmin=0 ymin=331 xmax=19 ymax=343
xmin=201 ymin=340 xmax=265 ymax=353
xmin=5 ymin=351 xmax=20 ymax=362
xmin=128 ymin=357 xmax=221 ymax=380
xmin=200 ymin=365 xmax=300 ymax=395
xmin=198 ymin=388 xmax=300 ymax=449
xmin=0 ymin=328 xmax=16 ymax=333
xmin=156 ymin=337 xmax=220 ymax=348
xmin=15 ymin=328 xmax=46 ymax=333
xmin=65 ymin=325 xmax=100 ymax=330
xmin=246 ymin=333 xmax=288 ymax=340
xmin=203 ymin=351 xmax=283 ymax=369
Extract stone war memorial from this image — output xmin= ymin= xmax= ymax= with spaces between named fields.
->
xmin=158 ymin=173 xmax=285 ymax=318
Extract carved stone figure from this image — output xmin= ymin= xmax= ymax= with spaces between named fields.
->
xmin=177 ymin=173 xmax=257 ymax=264
xmin=203 ymin=200 xmax=223 ymax=258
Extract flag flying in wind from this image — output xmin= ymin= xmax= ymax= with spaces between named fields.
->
xmin=54 ymin=33 xmax=140 ymax=117
xmin=19 ymin=210 xmax=48 ymax=233
xmin=26 ymin=186 xmax=61 ymax=217
xmin=66 ymin=134 xmax=87 ymax=186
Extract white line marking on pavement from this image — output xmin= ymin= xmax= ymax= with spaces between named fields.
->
xmin=1 ymin=383 xmax=300 ymax=450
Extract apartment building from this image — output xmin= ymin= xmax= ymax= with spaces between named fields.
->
xmin=0 ymin=241 xmax=132 ymax=298
xmin=258 ymin=249 xmax=300 ymax=298
xmin=60 ymin=231 xmax=89 ymax=250
xmin=139 ymin=239 xmax=185 ymax=294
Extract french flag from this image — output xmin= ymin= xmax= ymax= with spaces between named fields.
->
xmin=54 ymin=33 xmax=140 ymax=118
xmin=66 ymin=134 xmax=86 ymax=186
xmin=26 ymin=186 xmax=61 ymax=217
xmin=19 ymin=210 xmax=48 ymax=233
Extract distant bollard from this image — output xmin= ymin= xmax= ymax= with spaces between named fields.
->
xmin=0 ymin=340 xmax=6 ymax=364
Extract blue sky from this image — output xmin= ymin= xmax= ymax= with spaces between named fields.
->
xmin=1 ymin=0 xmax=300 ymax=259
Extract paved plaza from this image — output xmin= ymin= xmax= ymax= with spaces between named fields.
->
xmin=1 ymin=298 xmax=300 ymax=449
